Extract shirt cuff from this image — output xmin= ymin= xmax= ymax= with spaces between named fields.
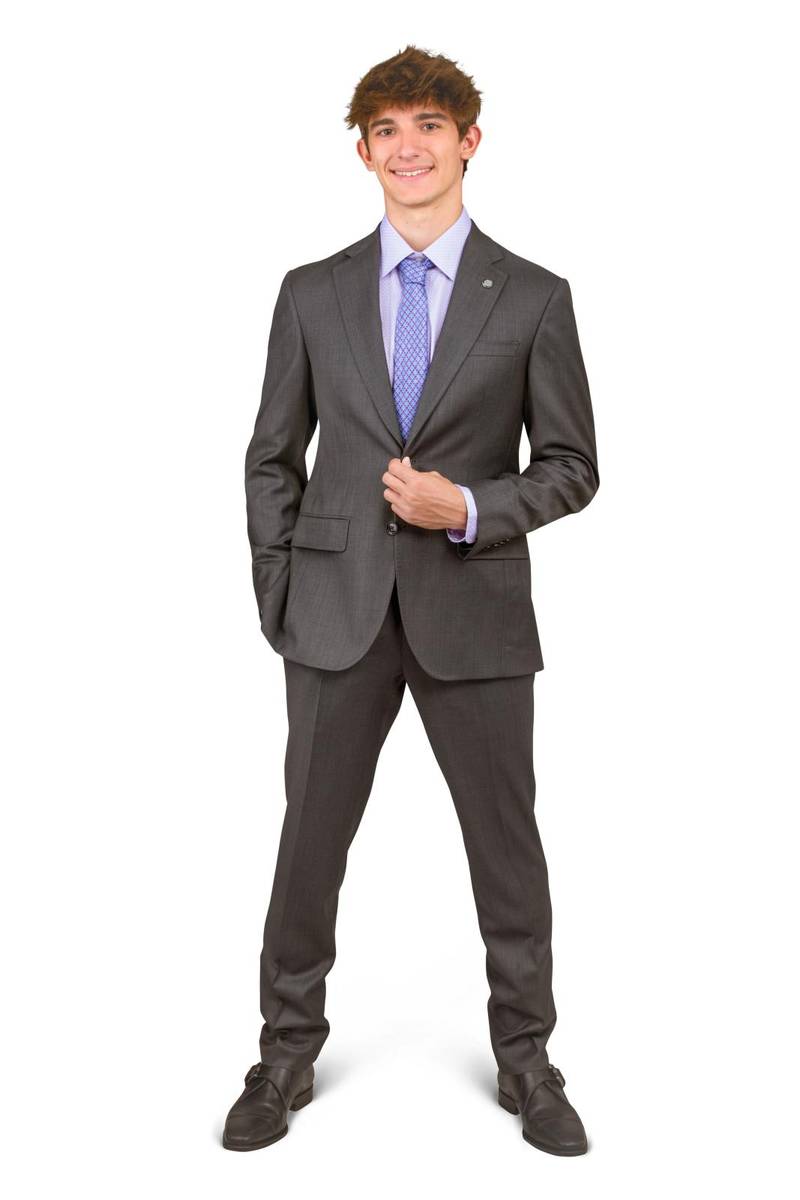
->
xmin=446 ymin=485 xmax=478 ymax=543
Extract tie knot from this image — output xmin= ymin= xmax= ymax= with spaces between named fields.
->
xmin=397 ymin=254 xmax=435 ymax=287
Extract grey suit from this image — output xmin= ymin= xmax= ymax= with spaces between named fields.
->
xmin=244 ymin=219 xmax=599 ymax=1075
xmin=245 ymin=219 xmax=599 ymax=680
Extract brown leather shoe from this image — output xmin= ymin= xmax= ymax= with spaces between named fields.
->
xmin=497 ymin=1064 xmax=588 ymax=1155
xmin=222 ymin=1062 xmax=315 ymax=1151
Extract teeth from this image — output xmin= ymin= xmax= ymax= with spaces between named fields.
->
xmin=393 ymin=167 xmax=432 ymax=177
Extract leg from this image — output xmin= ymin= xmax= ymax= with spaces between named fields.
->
xmin=401 ymin=637 xmax=556 ymax=1074
xmin=258 ymin=588 xmax=405 ymax=1069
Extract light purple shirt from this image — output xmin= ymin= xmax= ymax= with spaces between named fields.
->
xmin=378 ymin=206 xmax=477 ymax=544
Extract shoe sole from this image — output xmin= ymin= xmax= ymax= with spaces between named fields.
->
xmin=498 ymin=1087 xmax=588 ymax=1156
xmin=222 ymin=1084 xmax=314 ymax=1151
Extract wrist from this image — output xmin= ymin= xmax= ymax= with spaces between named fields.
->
xmin=448 ymin=484 xmax=468 ymax=527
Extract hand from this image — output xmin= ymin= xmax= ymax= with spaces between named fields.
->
xmin=381 ymin=456 xmax=468 ymax=530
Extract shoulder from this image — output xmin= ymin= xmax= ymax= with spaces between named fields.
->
xmin=492 ymin=236 xmax=563 ymax=291
xmin=469 ymin=224 xmax=567 ymax=310
xmin=283 ymin=227 xmax=375 ymax=292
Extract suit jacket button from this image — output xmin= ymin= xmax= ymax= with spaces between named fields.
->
xmin=386 ymin=521 xmax=399 ymax=534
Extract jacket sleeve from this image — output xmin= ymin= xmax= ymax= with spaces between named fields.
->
xmin=245 ymin=270 xmax=318 ymax=620
xmin=455 ymin=276 xmax=599 ymax=560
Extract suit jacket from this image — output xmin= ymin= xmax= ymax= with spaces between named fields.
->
xmin=245 ymin=218 xmax=599 ymax=680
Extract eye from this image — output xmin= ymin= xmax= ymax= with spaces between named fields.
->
xmin=375 ymin=123 xmax=441 ymax=136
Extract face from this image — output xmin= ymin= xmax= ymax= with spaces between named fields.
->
xmin=357 ymin=106 xmax=480 ymax=209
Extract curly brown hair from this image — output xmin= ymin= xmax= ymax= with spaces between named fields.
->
xmin=344 ymin=44 xmax=482 ymax=176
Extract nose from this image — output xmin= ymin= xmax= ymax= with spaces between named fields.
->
xmin=394 ymin=134 xmax=425 ymax=159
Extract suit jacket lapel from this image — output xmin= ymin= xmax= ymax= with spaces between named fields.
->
xmin=333 ymin=218 xmax=508 ymax=456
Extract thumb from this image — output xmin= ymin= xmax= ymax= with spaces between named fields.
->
xmin=402 ymin=455 xmax=411 ymax=466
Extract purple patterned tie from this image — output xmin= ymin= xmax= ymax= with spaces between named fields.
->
xmin=392 ymin=253 xmax=435 ymax=441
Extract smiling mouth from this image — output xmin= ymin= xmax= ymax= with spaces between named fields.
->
xmin=390 ymin=166 xmax=434 ymax=178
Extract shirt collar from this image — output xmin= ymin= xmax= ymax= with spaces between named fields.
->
xmin=379 ymin=205 xmax=472 ymax=280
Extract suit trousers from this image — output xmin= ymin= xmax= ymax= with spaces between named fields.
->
xmin=258 ymin=580 xmax=557 ymax=1075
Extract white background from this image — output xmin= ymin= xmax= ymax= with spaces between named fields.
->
xmin=2 ymin=2 xmax=798 ymax=1195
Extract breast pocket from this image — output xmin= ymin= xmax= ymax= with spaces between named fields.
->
xmin=461 ymin=338 xmax=520 ymax=401
xmin=468 ymin=338 xmax=520 ymax=357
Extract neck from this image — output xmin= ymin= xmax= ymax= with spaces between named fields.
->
xmin=384 ymin=189 xmax=464 ymax=251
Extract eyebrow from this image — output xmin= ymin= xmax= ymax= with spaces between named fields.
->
xmin=368 ymin=111 xmax=450 ymax=131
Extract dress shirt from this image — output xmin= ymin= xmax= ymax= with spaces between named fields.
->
xmin=378 ymin=206 xmax=478 ymax=543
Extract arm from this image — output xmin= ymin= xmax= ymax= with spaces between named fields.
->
xmin=455 ymin=277 xmax=599 ymax=560
xmin=446 ymin=484 xmax=478 ymax=543
xmin=245 ymin=270 xmax=317 ymax=624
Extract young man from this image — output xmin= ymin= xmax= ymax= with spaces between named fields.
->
xmin=223 ymin=45 xmax=599 ymax=1155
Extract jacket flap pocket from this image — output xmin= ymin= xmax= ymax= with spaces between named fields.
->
xmin=291 ymin=513 xmax=350 ymax=552
xmin=468 ymin=338 xmax=520 ymax=356
xmin=458 ymin=535 xmax=529 ymax=560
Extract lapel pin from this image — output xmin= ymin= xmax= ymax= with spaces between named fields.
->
xmin=482 ymin=278 xmax=493 ymax=288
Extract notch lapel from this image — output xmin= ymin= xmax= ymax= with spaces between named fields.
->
xmin=333 ymin=219 xmax=508 ymax=456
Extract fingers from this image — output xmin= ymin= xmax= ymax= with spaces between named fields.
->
xmin=382 ymin=455 xmax=413 ymax=489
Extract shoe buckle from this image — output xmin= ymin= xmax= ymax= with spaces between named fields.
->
xmin=244 ymin=1064 xmax=262 ymax=1085
xmin=549 ymin=1064 xmax=566 ymax=1087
